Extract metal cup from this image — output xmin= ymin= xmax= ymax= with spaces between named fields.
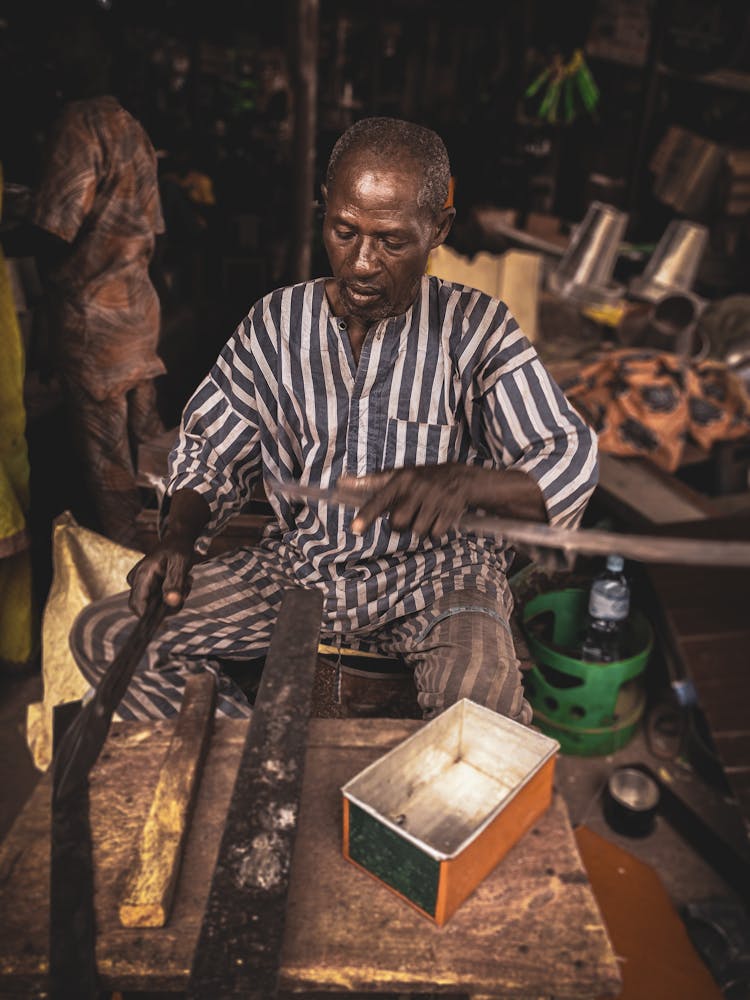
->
xmin=617 ymin=291 xmax=709 ymax=361
xmin=604 ymin=766 xmax=660 ymax=837
xmin=548 ymin=201 xmax=629 ymax=302
xmin=630 ymin=220 xmax=709 ymax=302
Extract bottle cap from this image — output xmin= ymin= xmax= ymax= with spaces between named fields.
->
xmin=606 ymin=554 xmax=625 ymax=572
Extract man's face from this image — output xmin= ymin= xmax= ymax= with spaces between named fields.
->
xmin=322 ymin=151 xmax=453 ymax=324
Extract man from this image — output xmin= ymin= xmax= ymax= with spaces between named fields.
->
xmin=30 ymin=24 xmax=165 ymax=546
xmin=71 ymin=117 xmax=598 ymax=722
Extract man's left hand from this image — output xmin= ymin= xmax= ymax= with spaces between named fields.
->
xmin=340 ymin=463 xmax=548 ymax=538
xmin=343 ymin=464 xmax=477 ymax=538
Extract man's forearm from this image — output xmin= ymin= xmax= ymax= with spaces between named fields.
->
xmin=161 ymin=488 xmax=212 ymax=549
xmin=129 ymin=489 xmax=212 ymax=615
xmin=466 ymin=466 xmax=548 ymax=523
xmin=346 ymin=462 xmax=549 ymax=537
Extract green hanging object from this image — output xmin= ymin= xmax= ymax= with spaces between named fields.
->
xmin=525 ymin=65 xmax=552 ymax=99
xmin=563 ymin=77 xmax=576 ymax=124
xmin=538 ymin=76 xmax=561 ymax=122
xmin=524 ymin=49 xmax=600 ymax=125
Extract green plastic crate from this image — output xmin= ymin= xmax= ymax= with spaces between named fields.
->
xmin=520 ymin=588 xmax=652 ymax=755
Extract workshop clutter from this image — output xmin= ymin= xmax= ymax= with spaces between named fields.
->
xmin=341 ymin=698 xmax=558 ymax=925
xmin=427 ymin=243 xmax=542 ymax=342
xmin=562 ymin=348 xmax=750 ymax=472
xmin=520 ymin=588 xmax=652 ymax=756
xmin=523 ymin=49 xmax=600 ymax=125
xmin=547 ymin=200 xmax=628 ymax=308
xmin=617 ymin=291 xmax=707 ymax=361
xmin=629 ymin=220 xmax=710 ymax=304
xmin=547 ymin=205 xmax=711 ymax=311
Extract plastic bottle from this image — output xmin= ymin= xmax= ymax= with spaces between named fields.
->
xmin=580 ymin=554 xmax=630 ymax=663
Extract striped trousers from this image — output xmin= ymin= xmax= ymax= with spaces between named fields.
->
xmin=70 ymin=556 xmax=532 ymax=724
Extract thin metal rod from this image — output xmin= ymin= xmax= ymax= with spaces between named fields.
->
xmin=52 ymin=592 xmax=167 ymax=803
xmin=268 ymin=477 xmax=750 ymax=567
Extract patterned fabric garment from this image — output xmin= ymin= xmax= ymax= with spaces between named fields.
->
xmin=32 ymin=96 xmax=166 ymax=401
xmin=562 ymin=348 xmax=750 ymax=472
xmin=165 ymin=275 xmax=599 ymax=640
xmin=61 ymin=378 xmax=165 ymax=541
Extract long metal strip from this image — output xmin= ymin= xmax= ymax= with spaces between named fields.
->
xmin=187 ymin=587 xmax=324 ymax=998
xmin=268 ymin=476 xmax=750 ymax=567
xmin=50 ymin=701 xmax=98 ymax=1000
xmin=52 ymin=591 xmax=168 ymax=804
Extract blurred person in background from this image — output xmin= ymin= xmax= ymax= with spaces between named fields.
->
xmin=16 ymin=17 xmax=166 ymax=546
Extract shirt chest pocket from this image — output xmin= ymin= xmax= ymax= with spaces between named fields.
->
xmin=383 ymin=417 xmax=459 ymax=470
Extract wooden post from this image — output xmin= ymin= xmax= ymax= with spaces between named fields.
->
xmin=289 ymin=0 xmax=319 ymax=284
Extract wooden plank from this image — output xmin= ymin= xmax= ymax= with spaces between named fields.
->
xmin=645 ymin=563 xmax=750 ymax=606
xmin=645 ymin=516 xmax=750 ymax=828
xmin=669 ymin=609 xmax=750 ymax=640
xmin=713 ymin=732 xmax=750 ymax=770
xmin=0 ymin=719 xmax=621 ymax=998
xmin=677 ymin=636 xmax=750 ymax=735
xmin=0 ymin=719 xmax=248 ymax=995
xmin=119 ymin=672 xmax=216 ymax=928
xmin=596 ymin=453 xmax=712 ymax=526
xmin=678 ymin=634 xmax=750 ymax=685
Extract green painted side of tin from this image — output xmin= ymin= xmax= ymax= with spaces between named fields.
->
xmin=348 ymin=802 xmax=439 ymax=916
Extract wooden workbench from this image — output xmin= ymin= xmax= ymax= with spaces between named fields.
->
xmin=0 ymin=718 xmax=621 ymax=998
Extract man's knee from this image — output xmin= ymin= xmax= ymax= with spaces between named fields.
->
xmin=411 ymin=607 xmax=532 ymax=724
xmin=69 ymin=593 xmax=130 ymax=676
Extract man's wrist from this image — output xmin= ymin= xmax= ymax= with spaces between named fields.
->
xmin=160 ymin=488 xmax=211 ymax=549
xmin=467 ymin=466 xmax=548 ymax=522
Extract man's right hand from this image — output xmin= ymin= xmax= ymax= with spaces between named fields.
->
xmin=127 ymin=488 xmax=211 ymax=617
xmin=127 ymin=537 xmax=196 ymax=617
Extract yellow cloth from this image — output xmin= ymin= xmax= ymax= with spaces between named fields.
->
xmin=26 ymin=511 xmax=142 ymax=771
xmin=0 ymin=163 xmax=34 ymax=665
xmin=170 ymin=169 xmax=216 ymax=207
xmin=426 ymin=243 xmax=541 ymax=342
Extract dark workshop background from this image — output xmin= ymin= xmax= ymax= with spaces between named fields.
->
xmin=2 ymin=0 xmax=750 ymax=604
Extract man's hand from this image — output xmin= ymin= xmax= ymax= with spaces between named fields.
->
xmin=342 ymin=463 xmax=548 ymax=539
xmin=127 ymin=489 xmax=210 ymax=616
xmin=127 ymin=536 xmax=196 ymax=617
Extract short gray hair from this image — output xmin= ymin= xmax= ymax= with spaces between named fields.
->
xmin=326 ymin=117 xmax=451 ymax=216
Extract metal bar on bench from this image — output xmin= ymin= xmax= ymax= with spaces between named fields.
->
xmin=187 ymin=586 xmax=324 ymax=999
xmin=50 ymin=701 xmax=98 ymax=1000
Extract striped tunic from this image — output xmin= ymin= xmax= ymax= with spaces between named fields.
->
xmin=165 ymin=274 xmax=598 ymax=640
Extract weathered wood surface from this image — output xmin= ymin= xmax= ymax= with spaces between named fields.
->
xmin=0 ymin=718 xmax=621 ymax=999
xmin=119 ymin=672 xmax=216 ymax=928
xmin=281 ymin=725 xmax=620 ymax=998
xmin=596 ymin=452 xmax=713 ymax=527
